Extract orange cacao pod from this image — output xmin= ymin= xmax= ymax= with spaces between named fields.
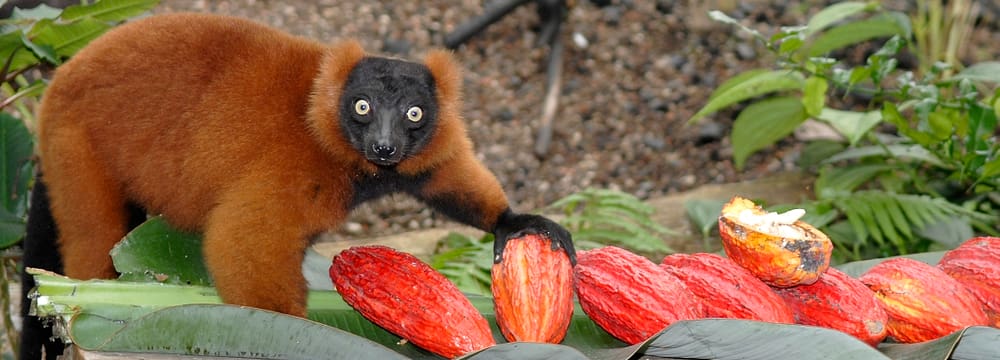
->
xmin=574 ymin=246 xmax=704 ymax=344
xmin=859 ymin=257 xmax=989 ymax=343
xmin=773 ymin=267 xmax=888 ymax=346
xmin=330 ymin=245 xmax=495 ymax=358
xmin=938 ymin=236 xmax=1000 ymax=327
xmin=718 ymin=196 xmax=832 ymax=287
xmin=660 ymin=252 xmax=794 ymax=324
xmin=491 ymin=233 xmax=574 ymax=343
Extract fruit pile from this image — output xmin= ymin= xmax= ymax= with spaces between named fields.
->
xmin=328 ymin=196 xmax=999 ymax=358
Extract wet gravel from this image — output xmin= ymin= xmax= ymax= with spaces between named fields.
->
xmin=152 ymin=0 xmax=1000 ymax=239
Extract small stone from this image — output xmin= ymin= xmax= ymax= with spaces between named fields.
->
xmin=344 ymin=222 xmax=364 ymax=235
xmin=382 ymin=38 xmax=411 ymax=55
xmin=735 ymin=43 xmax=757 ymax=60
xmin=643 ymin=135 xmax=666 ymax=150
xmin=697 ymin=121 xmax=726 ymax=144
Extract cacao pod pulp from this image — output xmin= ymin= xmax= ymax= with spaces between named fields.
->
xmin=491 ymin=233 xmax=574 ymax=343
xmin=660 ymin=252 xmax=794 ymax=324
xmin=574 ymin=246 xmax=704 ymax=344
xmin=859 ymin=257 xmax=989 ymax=343
xmin=718 ymin=196 xmax=832 ymax=287
xmin=330 ymin=245 xmax=495 ymax=358
xmin=937 ymin=236 xmax=1000 ymax=327
xmin=773 ymin=267 xmax=888 ymax=346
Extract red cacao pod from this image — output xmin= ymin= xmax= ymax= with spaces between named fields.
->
xmin=773 ymin=267 xmax=888 ymax=346
xmin=491 ymin=233 xmax=574 ymax=343
xmin=330 ymin=245 xmax=495 ymax=358
xmin=718 ymin=196 xmax=832 ymax=287
xmin=660 ymin=252 xmax=794 ymax=324
xmin=574 ymin=246 xmax=704 ymax=344
xmin=859 ymin=257 xmax=989 ymax=343
xmin=938 ymin=236 xmax=1000 ymax=327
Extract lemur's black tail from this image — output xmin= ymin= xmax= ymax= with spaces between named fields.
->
xmin=20 ymin=173 xmax=65 ymax=360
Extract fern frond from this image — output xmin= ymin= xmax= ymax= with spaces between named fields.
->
xmin=550 ymin=188 xmax=676 ymax=254
xmin=830 ymin=190 xmax=987 ymax=254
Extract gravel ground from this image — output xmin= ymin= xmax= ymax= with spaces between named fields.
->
xmin=152 ymin=0 xmax=1000 ymax=240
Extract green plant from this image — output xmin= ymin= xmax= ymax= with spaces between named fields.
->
xmin=430 ymin=188 xmax=676 ymax=294
xmin=689 ymin=1 xmax=999 ymax=263
xmin=549 ymin=188 xmax=678 ymax=253
xmin=0 ymin=0 xmax=161 ymax=246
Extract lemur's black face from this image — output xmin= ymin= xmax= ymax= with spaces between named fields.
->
xmin=339 ymin=57 xmax=439 ymax=167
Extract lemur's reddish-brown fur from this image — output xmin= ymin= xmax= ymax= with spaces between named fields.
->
xmin=38 ymin=12 xmax=509 ymax=316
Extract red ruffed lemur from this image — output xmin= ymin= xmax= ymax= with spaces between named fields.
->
xmin=20 ymin=12 xmax=574 ymax=360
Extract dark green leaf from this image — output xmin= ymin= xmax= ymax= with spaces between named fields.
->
xmin=71 ymin=304 xmax=411 ymax=360
xmin=110 ymin=216 xmax=212 ymax=286
xmin=0 ymin=113 xmax=33 ymax=214
xmin=463 ymin=343 xmax=589 ymax=360
xmin=804 ymin=1 xmax=879 ymax=37
xmin=642 ymin=319 xmax=889 ymax=360
xmin=61 ymin=0 xmax=160 ymax=22
xmin=951 ymin=326 xmax=1000 ymax=360
xmin=731 ymin=96 xmax=808 ymax=169
xmin=807 ymin=13 xmax=909 ymax=57
xmin=689 ymin=71 xmax=805 ymax=124
xmin=0 ymin=208 xmax=24 ymax=249
xmin=878 ymin=328 xmax=960 ymax=360
xmin=684 ymin=199 xmax=726 ymax=238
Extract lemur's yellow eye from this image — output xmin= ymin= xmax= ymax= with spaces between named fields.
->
xmin=354 ymin=99 xmax=370 ymax=115
xmin=406 ymin=106 xmax=423 ymax=122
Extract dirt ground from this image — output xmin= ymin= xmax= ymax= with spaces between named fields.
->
xmin=151 ymin=0 xmax=1000 ymax=240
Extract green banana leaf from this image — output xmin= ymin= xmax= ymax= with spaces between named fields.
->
xmin=26 ymin=217 xmax=1000 ymax=359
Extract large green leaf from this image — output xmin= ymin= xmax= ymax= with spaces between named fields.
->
xmin=0 ymin=207 xmax=24 ymax=248
xmin=804 ymin=1 xmax=879 ymax=37
xmin=816 ymin=108 xmax=882 ymax=146
xmin=463 ymin=343 xmax=589 ymax=360
xmin=640 ymin=319 xmax=889 ymax=359
xmin=0 ymin=30 xmax=39 ymax=72
xmin=684 ymin=198 xmax=726 ymax=239
xmin=688 ymin=70 xmax=805 ymax=124
xmin=806 ymin=12 xmax=910 ymax=57
xmin=30 ymin=268 xmax=1000 ymax=359
xmin=0 ymin=113 xmax=33 ymax=214
xmin=731 ymin=96 xmax=808 ymax=169
xmin=70 ymin=304 xmax=411 ymax=360
xmin=950 ymin=61 xmax=1000 ymax=83
xmin=28 ymin=17 xmax=111 ymax=59
xmin=61 ymin=0 xmax=160 ymax=22
xmin=823 ymin=144 xmax=945 ymax=167
xmin=113 ymin=216 xmax=335 ymax=290
xmin=111 ymin=216 xmax=212 ymax=286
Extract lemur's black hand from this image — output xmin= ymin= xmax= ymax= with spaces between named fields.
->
xmin=493 ymin=209 xmax=575 ymax=265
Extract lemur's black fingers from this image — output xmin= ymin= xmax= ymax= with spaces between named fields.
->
xmin=492 ymin=211 xmax=575 ymax=265
xmin=493 ymin=233 xmax=509 ymax=264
